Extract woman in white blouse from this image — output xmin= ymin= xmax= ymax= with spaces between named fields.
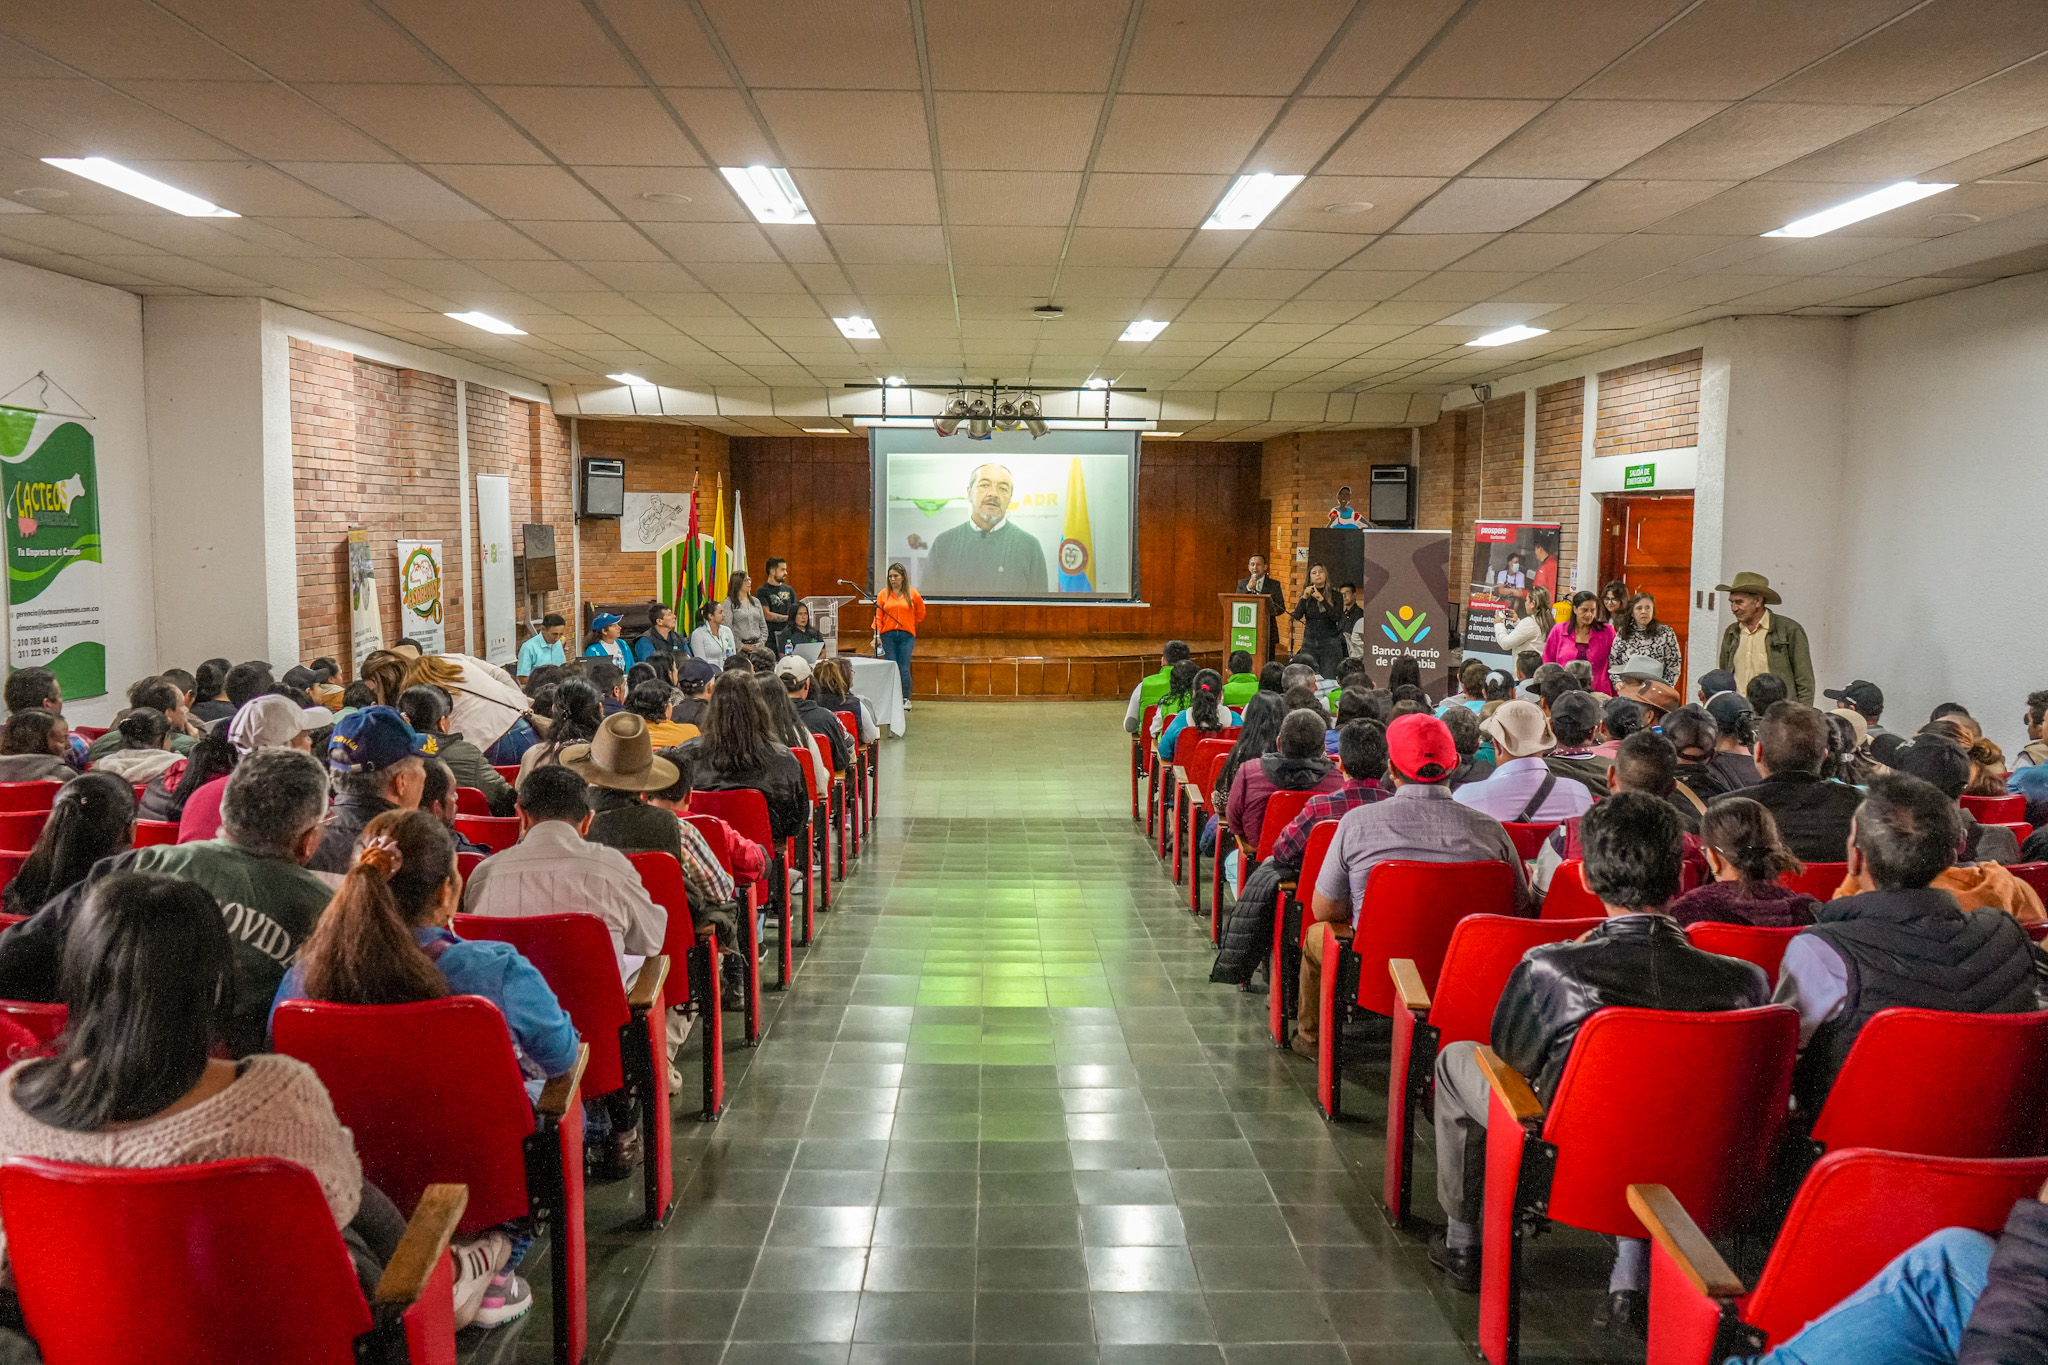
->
xmin=689 ymin=599 xmax=739 ymax=665
xmin=1492 ymin=585 xmax=1552 ymax=659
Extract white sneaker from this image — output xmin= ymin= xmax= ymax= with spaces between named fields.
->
xmin=668 ymin=1064 xmax=683 ymax=1092
xmin=449 ymin=1230 xmax=512 ymax=1329
xmin=902 ymin=699 xmax=913 ymax=710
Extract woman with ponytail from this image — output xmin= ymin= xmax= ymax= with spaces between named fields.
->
xmin=89 ymin=707 xmax=181 ymax=785
xmin=1157 ymin=668 xmax=1238 ymax=763
xmin=2 ymin=772 xmax=135 ymax=916
xmin=1665 ymin=796 xmax=1818 ymax=928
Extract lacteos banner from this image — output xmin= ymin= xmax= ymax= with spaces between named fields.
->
xmin=0 ymin=405 xmax=104 ymax=698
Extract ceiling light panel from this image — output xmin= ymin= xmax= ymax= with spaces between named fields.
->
xmin=606 ymin=372 xmax=650 ymax=383
xmin=1119 ymin=319 xmax=1169 ymax=342
xmin=1762 ymin=181 xmax=1955 ymax=237
xmin=719 ymin=165 xmax=814 ymax=224
xmin=41 ymin=157 xmax=238 ymax=217
xmin=446 ymin=311 xmax=527 ymax=335
xmin=1203 ymin=173 xmax=1305 ymax=230
xmin=833 ymin=315 xmax=881 ymax=339
xmin=1467 ymin=324 xmax=1548 ymax=346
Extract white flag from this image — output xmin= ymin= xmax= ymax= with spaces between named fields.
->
xmin=730 ymin=490 xmax=747 ymax=584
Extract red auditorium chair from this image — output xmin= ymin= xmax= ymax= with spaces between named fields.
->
xmin=273 ymin=999 xmax=591 ymax=1365
xmin=454 ymin=787 xmax=492 ymax=817
xmin=1270 ymin=821 xmax=1337 ymax=1045
xmin=66 ymin=725 xmax=107 ymax=743
xmin=689 ymin=788 xmax=791 ymax=992
xmin=833 ymin=709 xmax=872 ymax=836
xmin=1685 ymin=922 xmax=1802 ymax=987
xmin=0 ymin=1000 xmax=65 ymax=1045
xmin=627 ymin=850 xmax=726 ymax=1117
xmin=1630 ymin=1148 xmax=2048 ymax=1365
xmin=1539 ymin=859 xmax=1604 ymax=919
xmin=0 ymin=913 xmax=24 ymax=931
xmin=0 ymin=1012 xmax=44 ymax=1061
xmin=1132 ymin=705 xmax=1157 ymax=824
xmin=1474 ymin=1005 xmax=1799 ymax=1365
xmin=0 ymin=809 xmax=49 ymax=850
xmin=1807 ymin=1008 xmax=2048 ymax=1159
xmin=1239 ymin=789 xmax=1316 ymax=901
xmin=0 ymin=782 xmax=61 ymax=813
xmin=1996 ymin=820 xmax=2034 ymax=845
xmin=1381 ymin=914 xmax=1604 ymax=1225
xmin=0 ymin=1157 xmax=467 ymax=1365
xmin=1180 ymin=741 xmax=1234 ymax=922
xmin=455 ymin=912 xmax=673 ymax=1227
xmin=1313 ymin=861 xmax=1522 ymax=1120
xmin=0 ymin=852 xmax=26 ymax=893
xmin=2012 ymin=863 xmax=2048 ymax=901
xmin=1173 ymin=734 xmax=1236 ymax=900
xmin=696 ymin=810 xmax=774 ymax=1047
xmin=133 ymin=819 xmax=179 ymax=847
xmin=1501 ymin=821 xmax=1557 ymax=862
xmin=831 ymin=711 xmax=868 ymax=858
xmin=455 ymin=850 xmax=486 ymax=881
xmin=1962 ymin=793 xmax=2025 ymax=823
xmin=788 ymin=745 xmax=828 ymax=936
xmin=451 ymin=815 xmax=520 ymax=855
xmin=1781 ymin=861 xmax=1847 ymax=899
xmin=492 ymin=764 xmax=521 ymax=785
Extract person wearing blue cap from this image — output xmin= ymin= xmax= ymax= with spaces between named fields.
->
xmin=584 ymin=612 xmax=628 ymax=669
xmin=309 ymin=706 xmax=431 ymax=874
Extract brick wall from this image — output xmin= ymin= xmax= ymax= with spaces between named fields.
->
xmin=289 ymin=339 xmax=574 ymax=676
xmin=1595 ymin=349 xmax=1701 ymax=455
xmin=573 ymin=420 xmax=731 ymax=613
xmin=1256 ymin=427 xmax=1413 ymax=603
xmin=1534 ymin=378 xmax=1586 ymax=588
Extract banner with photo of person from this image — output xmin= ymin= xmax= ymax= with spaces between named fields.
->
xmin=0 ymin=404 xmax=105 ymax=698
xmin=395 ymin=538 xmax=446 ymax=655
xmin=1463 ymin=521 xmax=1562 ymax=674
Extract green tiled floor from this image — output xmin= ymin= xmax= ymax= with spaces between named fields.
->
xmin=468 ymin=702 xmax=1628 ymax=1364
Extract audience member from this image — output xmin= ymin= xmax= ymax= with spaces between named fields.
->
xmin=516 ymin=612 xmax=568 ymax=678
xmin=1256 ymin=660 xmax=1284 ymax=694
xmin=1267 ymin=720 xmax=1388 ymax=875
xmin=1695 ymin=666 xmax=1736 ymax=702
xmin=1158 ymin=669 xmax=1236 ymax=763
xmin=1226 ymin=711 xmax=1342 ymax=867
xmin=1746 ymin=671 xmax=1790 ymax=713
xmin=585 ymin=659 xmax=628 ymax=717
xmin=1826 ymin=708 xmax=1888 ymax=786
xmin=1218 ymin=650 xmax=1258 ymax=706
xmin=1775 ymin=774 xmax=2044 ymax=1118
xmin=1298 ymin=715 xmax=1530 ymax=1056
xmin=1544 ymin=691 xmax=1612 ymax=796
xmin=1663 ymin=704 xmax=1727 ymax=803
xmin=417 ymin=754 xmax=487 ymax=855
xmin=583 ymin=612 xmax=628 ymax=669
xmin=810 ymin=659 xmax=879 ymax=744
xmin=1513 ymin=649 xmax=1543 ymax=699
xmin=190 ymin=657 xmax=235 ymax=723
xmin=1665 ymin=796 xmax=1818 ymax=928
xmin=85 ymin=677 xmax=196 ymax=761
xmin=646 ymin=751 xmax=757 ymax=1008
xmin=636 ymin=601 xmax=687 ymax=662
xmin=1454 ymin=699 xmax=1593 ymax=822
xmin=625 ymin=679 xmax=697 ymax=750
xmin=1426 ymin=792 xmax=1769 ymax=1328
xmin=1824 ymin=678 xmax=1895 ymax=759
xmin=372 ymin=651 xmax=533 ymax=764
xmin=1387 ymin=655 xmax=1423 ymax=694
xmin=2 ymin=667 xmax=88 ymax=771
xmin=0 ymin=772 xmax=134 ymax=917
xmin=518 ymin=678 xmax=604 ymax=781
xmin=1564 ymin=659 xmax=1596 ymax=691
xmin=175 ymin=694 xmax=325 ymax=843
xmin=670 ymin=659 xmax=718 ymax=730
xmin=85 ymin=707 xmax=177 ymax=786
xmin=1717 ymin=570 xmax=1815 ymax=704
xmin=310 ymin=707 xmax=428 ymax=875
xmin=1533 ymin=730 xmax=1709 ymax=895
xmin=562 ymin=712 xmax=686 ymax=865
xmin=1891 ymin=737 xmax=2021 ymax=863
xmin=1543 ymin=591 xmax=1615 ymax=695
xmin=1440 ymin=705 xmax=1493 ymax=788
xmin=2014 ymin=689 xmax=2048 ymax=769
xmin=398 ymin=684 xmax=514 ymax=817
xmin=776 ymin=657 xmax=853 ymax=775
xmin=1440 ymin=659 xmax=1488 ymax=715
xmin=672 ymin=671 xmax=808 ymax=842
xmin=224 ymin=660 xmax=276 ymax=711
xmin=1209 ymin=693 xmax=1285 ymax=855
xmin=1705 ymin=691 xmax=1764 ymax=790
xmin=1718 ymin=704 xmax=1863 ymax=864
xmin=687 ymin=601 xmax=735 ymax=666
xmin=0 ymin=711 xmax=74 ymax=786
xmin=1595 ymin=694 xmax=1645 ymax=757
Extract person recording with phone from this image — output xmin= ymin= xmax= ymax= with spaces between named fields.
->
xmin=1293 ymin=563 xmax=1344 ymax=680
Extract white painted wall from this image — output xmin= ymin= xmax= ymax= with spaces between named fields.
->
xmin=0 ymin=258 xmax=154 ymax=722
xmin=1838 ymin=270 xmax=2048 ymax=753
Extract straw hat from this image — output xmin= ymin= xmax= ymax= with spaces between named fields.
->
xmin=559 ymin=712 xmax=680 ymax=792
xmin=1479 ymin=699 xmax=1554 ymax=758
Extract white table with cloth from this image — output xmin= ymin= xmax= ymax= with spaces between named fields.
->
xmin=844 ymin=655 xmax=906 ymax=736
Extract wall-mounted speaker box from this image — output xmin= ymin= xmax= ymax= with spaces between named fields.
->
xmin=1368 ymin=463 xmax=1414 ymax=527
xmin=579 ymin=458 xmax=624 ymax=519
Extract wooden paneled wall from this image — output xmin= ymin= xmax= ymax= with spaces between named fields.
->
xmin=728 ymin=436 xmax=1266 ymax=644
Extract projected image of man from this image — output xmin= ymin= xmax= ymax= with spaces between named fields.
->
xmin=924 ymin=463 xmax=1048 ymax=596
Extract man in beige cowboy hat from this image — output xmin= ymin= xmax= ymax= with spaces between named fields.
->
xmin=1714 ymin=570 xmax=1814 ymax=706
xmin=562 ymin=712 xmax=687 ymax=867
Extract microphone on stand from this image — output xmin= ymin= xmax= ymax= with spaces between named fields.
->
xmin=837 ymin=579 xmax=874 ymax=603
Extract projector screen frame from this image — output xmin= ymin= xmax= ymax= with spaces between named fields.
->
xmin=867 ymin=426 xmax=1145 ymax=606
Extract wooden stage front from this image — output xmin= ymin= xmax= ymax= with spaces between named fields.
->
xmin=899 ymin=637 xmax=1226 ymax=701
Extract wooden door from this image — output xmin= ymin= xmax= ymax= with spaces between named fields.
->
xmin=1598 ymin=493 xmax=1694 ymax=687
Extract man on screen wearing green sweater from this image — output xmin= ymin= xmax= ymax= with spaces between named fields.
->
xmin=924 ymin=463 xmax=1049 ymax=596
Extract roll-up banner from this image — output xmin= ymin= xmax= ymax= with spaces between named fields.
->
xmin=1357 ymin=529 xmax=1453 ymax=698
xmin=0 ymin=405 xmax=104 ymax=698
xmin=475 ymin=475 xmax=516 ymax=666
xmin=396 ymin=539 xmax=446 ymax=655
xmin=347 ymin=526 xmax=383 ymax=675
xmin=1463 ymin=521 xmax=1563 ymax=673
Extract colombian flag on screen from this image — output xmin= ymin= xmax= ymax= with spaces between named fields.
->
xmin=1057 ymin=457 xmax=1094 ymax=592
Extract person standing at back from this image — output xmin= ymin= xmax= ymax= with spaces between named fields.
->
xmin=1716 ymin=571 xmax=1815 ymax=705
xmin=1292 ymin=563 xmax=1345 ymax=681
xmin=758 ymin=557 xmax=799 ymax=655
xmin=723 ymin=575 xmax=767 ymax=651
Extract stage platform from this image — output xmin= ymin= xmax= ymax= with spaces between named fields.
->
xmin=897 ymin=636 xmax=1226 ymax=701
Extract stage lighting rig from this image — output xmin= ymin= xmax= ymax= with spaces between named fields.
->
xmin=841 ymin=379 xmax=1150 ymax=437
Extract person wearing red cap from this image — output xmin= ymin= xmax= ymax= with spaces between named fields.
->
xmin=1295 ymin=713 xmax=1530 ymax=1056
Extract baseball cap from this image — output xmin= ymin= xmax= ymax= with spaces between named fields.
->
xmin=228 ymin=694 xmax=334 ymax=755
xmin=1890 ymin=738 xmax=1971 ymax=799
xmin=1823 ymin=680 xmax=1884 ymax=713
xmin=328 ymin=705 xmax=431 ymax=773
xmin=678 ymin=658 xmax=719 ymax=686
xmin=591 ymin=612 xmax=623 ymax=631
xmin=774 ymin=655 xmax=813 ymax=684
xmin=1479 ymin=699 xmax=1554 ymax=758
xmin=280 ymin=662 xmax=334 ymax=690
xmin=1386 ymin=713 xmax=1457 ymax=782
xmin=1697 ymin=668 xmax=1737 ymax=698
xmin=1704 ymin=691 xmax=1753 ymax=730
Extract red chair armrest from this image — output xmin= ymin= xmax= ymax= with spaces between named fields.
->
xmin=1629 ymin=1184 xmax=1752 ymax=1365
xmin=1476 ymin=1045 xmax=1543 ymax=1124
xmin=371 ymin=1182 xmax=468 ymax=1311
xmin=628 ymin=955 xmax=670 ymax=1012
xmin=536 ymin=1043 xmax=590 ymax=1122
xmin=1388 ymin=957 xmax=1431 ymax=1014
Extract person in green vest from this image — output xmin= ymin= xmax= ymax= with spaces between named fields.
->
xmin=1221 ymin=651 xmax=1259 ymax=707
xmin=1124 ymin=640 xmax=1192 ymax=734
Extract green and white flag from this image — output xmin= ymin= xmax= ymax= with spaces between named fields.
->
xmin=0 ymin=405 xmax=104 ymax=698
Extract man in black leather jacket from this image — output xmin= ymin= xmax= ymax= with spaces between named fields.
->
xmin=1426 ymin=792 xmax=1771 ymax=1335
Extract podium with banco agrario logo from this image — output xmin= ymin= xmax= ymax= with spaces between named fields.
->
xmin=1219 ymin=592 xmax=1274 ymax=672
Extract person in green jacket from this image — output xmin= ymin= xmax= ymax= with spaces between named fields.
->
xmin=1124 ymin=640 xmax=1193 ymax=734
xmin=1220 ymin=650 xmax=1259 ymax=707
xmin=1715 ymin=571 xmax=1815 ymax=706
xmin=0 ymin=748 xmax=335 ymax=1057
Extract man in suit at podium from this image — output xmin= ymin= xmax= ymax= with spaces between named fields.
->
xmin=1237 ymin=554 xmax=1288 ymax=660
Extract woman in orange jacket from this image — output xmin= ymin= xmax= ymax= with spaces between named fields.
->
xmin=872 ymin=562 xmax=926 ymax=708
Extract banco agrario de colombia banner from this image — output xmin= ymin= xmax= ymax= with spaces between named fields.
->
xmin=0 ymin=405 xmax=103 ymax=698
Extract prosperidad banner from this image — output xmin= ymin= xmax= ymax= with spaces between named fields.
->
xmin=1358 ymin=529 xmax=1453 ymax=697
xmin=0 ymin=405 xmax=104 ymax=698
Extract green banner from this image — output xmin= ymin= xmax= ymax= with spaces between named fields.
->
xmin=1 ymin=405 xmax=104 ymax=699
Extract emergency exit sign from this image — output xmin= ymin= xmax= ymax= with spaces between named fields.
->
xmin=1623 ymin=462 xmax=1655 ymax=489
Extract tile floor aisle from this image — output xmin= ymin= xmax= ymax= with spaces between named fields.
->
xmin=474 ymin=701 xmax=1629 ymax=1364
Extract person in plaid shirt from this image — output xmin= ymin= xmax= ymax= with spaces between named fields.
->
xmin=1269 ymin=720 xmax=1390 ymax=874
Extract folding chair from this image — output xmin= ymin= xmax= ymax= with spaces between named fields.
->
xmin=1808 ymin=1007 xmax=2048 ymax=1159
xmin=0 ymin=1157 xmax=467 ymax=1365
xmin=683 ymin=816 xmax=767 ymax=1047
xmin=133 ymin=819 xmax=179 ymax=847
xmin=626 ymin=849 xmax=726 ymax=1117
xmin=788 ymin=745 xmax=829 ymax=938
xmin=1538 ymin=859 xmax=1603 ymax=919
xmin=1312 ymin=860 xmax=1520 ymax=1119
xmin=1630 ymin=1148 xmax=2048 ymax=1365
xmin=1270 ymin=821 xmax=1338 ymax=1046
xmin=454 ymin=912 xmax=673 ymax=1227
xmin=0 ymin=782 xmax=61 ymax=813
xmin=454 ymin=787 xmax=493 ymax=817
xmin=1501 ymin=822 xmax=1558 ymax=862
xmin=2014 ymin=862 xmax=2048 ymax=901
xmin=833 ymin=709 xmax=872 ymax=837
xmin=1239 ymin=789 xmax=1316 ymax=901
xmin=451 ymin=815 xmax=520 ymax=855
xmin=1962 ymin=793 xmax=2025 ymax=823
xmin=1473 ymin=1005 xmax=1798 ymax=1365
xmin=687 ymin=789 xmax=791 ymax=993
xmin=455 ymin=850 xmax=486 ymax=881
xmin=1180 ymin=741 xmax=1234 ymax=920
xmin=1684 ymin=922 xmax=1801 ymax=987
xmin=0 ymin=808 xmax=49 ymax=850
xmin=1381 ymin=914 xmax=1603 ymax=1225
xmin=1780 ymin=862 xmax=1847 ymax=899
xmin=493 ymin=764 xmax=522 ymax=784
xmin=273 ymin=999 xmax=592 ymax=1365
xmin=1132 ymin=705 xmax=1158 ymax=822
xmin=0 ymin=999 xmax=65 ymax=1045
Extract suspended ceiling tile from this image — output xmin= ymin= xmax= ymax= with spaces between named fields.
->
xmin=1617 ymin=102 xmax=1907 ymax=180
xmin=484 ymin=87 xmax=705 ymax=167
xmin=585 ymin=0 xmax=732 ymax=85
xmin=1322 ymin=99 xmax=1550 ymax=177
xmin=517 ymin=219 xmax=669 ymax=262
xmin=300 ymin=85 xmax=547 ymax=164
xmin=1398 ymin=0 xmax=1693 ymax=99
xmin=1226 ymin=229 xmax=1365 ymax=270
xmin=577 ymin=260 xmax=705 ymax=292
xmin=376 ymin=0 xmax=642 ymax=85
xmin=1076 ymin=172 xmax=1232 ymax=228
xmin=950 ymin=225 xmax=1066 ymax=266
xmin=1472 ymin=100 xmax=1730 ymax=179
xmin=1094 ymin=96 xmax=1286 ymax=175
xmin=1393 ymin=177 xmax=1590 ymax=233
xmin=1303 ymin=0 xmax=1465 ymax=96
xmin=396 ymin=219 xmax=557 ymax=260
xmin=660 ymin=88 xmax=776 ymax=167
xmin=756 ymin=90 xmax=931 ymax=171
xmin=1520 ymin=178 xmax=1737 ymax=232
xmin=575 ymin=166 xmax=747 ymax=221
xmin=1121 ymin=0 xmax=1350 ymax=96
xmin=943 ymin=171 xmax=1081 ymax=227
xmin=114 ymin=81 xmax=397 ymax=164
xmin=935 ymin=93 xmax=1101 ymax=172
xmin=1344 ymin=234 xmax=1494 ymax=270
xmin=637 ymin=219 xmax=779 ymax=262
xmin=799 ymin=168 xmax=940 ymax=224
xmin=698 ymin=0 xmax=920 ymax=90
xmin=1394 ymin=271 xmax=1537 ymax=303
xmin=1766 ymin=0 xmax=2048 ymax=106
xmin=1451 ymin=232 xmax=1615 ymax=271
xmin=426 ymin=164 xmax=617 ymax=221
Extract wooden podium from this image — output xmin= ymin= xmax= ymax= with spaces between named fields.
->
xmin=1219 ymin=592 xmax=1274 ymax=672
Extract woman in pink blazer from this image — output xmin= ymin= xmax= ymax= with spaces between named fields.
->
xmin=1542 ymin=590 xmax=1616 ymax=694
